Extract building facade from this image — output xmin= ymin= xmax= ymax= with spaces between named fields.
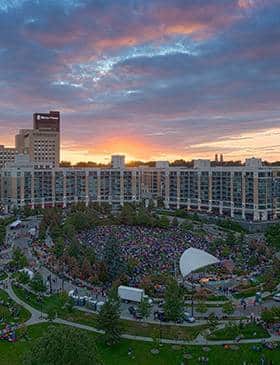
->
xmin=1 ymin=155 xmax=280 ymax=222
xmin=15 ymin=111 xmax=60 ymax=168
xmin=0 ymin=145 xmax=18 ymax=168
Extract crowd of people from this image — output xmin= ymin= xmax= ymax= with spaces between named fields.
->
xmin=77 ymin=226 xmax=214 ymax=284
xmin=78 ymin=226 xmax=197 ymax=281
xmin=76 ymin=224 xmax=272 ymax=286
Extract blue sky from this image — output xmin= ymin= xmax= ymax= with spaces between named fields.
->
xmin=0 ymin=0 xmax=279 ymax=162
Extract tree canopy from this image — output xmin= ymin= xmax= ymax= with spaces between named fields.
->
xmin=163 ymin=279 xmax=184 ymax=322
xmin=23 ymin=326 xmax=103 ymax=365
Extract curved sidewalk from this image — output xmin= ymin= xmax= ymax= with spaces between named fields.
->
xmin=3 ymin=280 xmax=280 ymax=347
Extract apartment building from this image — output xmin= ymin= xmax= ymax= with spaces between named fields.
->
xmin=0 ymin=145 xmax=17 ymax=168
xmin=1 ymin=155 xmax=280 ymax=221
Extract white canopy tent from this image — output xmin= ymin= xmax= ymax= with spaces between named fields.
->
xmin=179 ymin=247 xmax=220 ymax=278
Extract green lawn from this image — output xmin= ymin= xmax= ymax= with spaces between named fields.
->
xmin=0 ymin=289 xmax=31 ymax=327
xmin=207 ymin=322 xmax=270 ymax=341
xmin=206 ymin=295 xmax=228 ymax=302
xmin=12 ymin=285 xmax=208 ymax=340
xmin=0 ymin=323 xmax=279 ymax=365
xmin=12 ymin=285 xmax=68 ymax=315
xmin=233 ymin=288 xmax=258 ymax=299
xmin=64 ymin=309 xmax=208 ymax=340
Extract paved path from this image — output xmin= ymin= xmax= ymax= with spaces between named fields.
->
xmin=3 ymin=279 xmax=280 ymax=347
xmin=4 ymin=280 xmax=47 ymax=325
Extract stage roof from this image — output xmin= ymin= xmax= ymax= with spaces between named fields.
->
xmin=179 ymin=247 xmax=220 ymax=277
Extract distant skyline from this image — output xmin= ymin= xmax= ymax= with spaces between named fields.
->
xmin=0 ymin=0 xmax=280 ymax=163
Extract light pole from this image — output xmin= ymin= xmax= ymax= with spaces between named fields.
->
xmin=191 ymin=277 xmax=195 ymax=318
xmin=39 ymin=295 xmax=43 ymax=319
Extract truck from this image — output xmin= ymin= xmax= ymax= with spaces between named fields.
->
xmin=118 ymin=285 xmax=152 ymax=304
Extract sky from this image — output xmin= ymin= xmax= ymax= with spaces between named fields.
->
xmin=0 ymin=0 xmax=280 ymax=163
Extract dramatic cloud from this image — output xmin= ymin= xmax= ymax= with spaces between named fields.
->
xmin=0 ymin=0 xmax=279 ymax=162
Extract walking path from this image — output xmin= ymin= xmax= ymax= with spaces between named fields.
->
xmin=3 ymin=279 xmax=280 ymax=347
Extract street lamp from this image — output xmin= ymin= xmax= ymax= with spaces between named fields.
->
xmin=39 ymin=295 xmax=43 ymax=319
xmin=191 ymin=276 xmax=195 ymax=318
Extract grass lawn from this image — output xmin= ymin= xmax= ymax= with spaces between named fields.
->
xmin=233 ymin=288 xmax=258 ymax=299
xmin=207 ymin=322 xmax=270 ymax=341
xmin=0 ymin=289 xmax=31 ymax=327
xmin=0 ymin=323 xmax=279 ymax=365
xmin=64 ymin=309 xmax=208 ymax=340
xmin=12 ymin=285 xmax=68 ymax=315
xmin=206 ymin=295 xmax=228 ymax=302
xmin=12 ymin=284 xmax=208 ymax=340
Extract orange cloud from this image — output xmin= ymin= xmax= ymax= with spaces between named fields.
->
xmin=61 ymin=134 xmax=183 ymax=163
xmin=238 ymin=0 xmax=254 ymax=9
xmin=24 ymin=1 xmax=242 ymax=57
xmin=166 ymin=23 xmax=206 ymax=36
xmin=95 ymin=36 xmax=140 ymax=50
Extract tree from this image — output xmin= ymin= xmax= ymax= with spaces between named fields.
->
xmin=46 ymin=307 xmax=57 ymax=322
xmin=30 ymin=273 xmax=46 ymax=293
xmin=135 ymin=207 xmax=151 ymax=226
xmin=158 ymin=215 xmax=170 ymax=228
xmin=23 ymin=205 xmax=34 ymax=218
xmin=67 ymin=239 xmax=80 ymax=258
xmin=23 ymin=326 xmax=103 ymax=365
xmin=225 ymin=232 xmax=236 ymax=245
xmin=261 ymin=307 xmax=280 ymax=325
xmin=97 ymin=298 xmax=122 ymax=345
xmin=0 ymin=306 xmax=8 ymax=321
xmin=181 ymin=220 xmax=193 ymax=232
xmin=119 ymin=203 xmax=136 ymax=225
xmin=266 ymin=224 xmax=280 ymax=249
xmin=17 ymin=270 xmax=30 ymax=284
xmin=53 ymin=237 xmax=64 ymax=258
xmin=65 ymin=297 xmax=75 ymax=313
xmin=98 ymin=262 xmax=108 ymax=283
xmin=196 ymin=301 xmax=208 ymax=315
xmin=103 ymin=234 xmax=127 ymax=282
xmin=222 ymin=301 xmax=235 ymax=316
xmin=138 ymin=297 xmax=151 ymax=320
xmin=152 ymin=328 xmax=161 ymax=350
xmin=63 ymin=223 xmax=76 ymax=239
xmin=163 ymin=279 xmax=184 ymax=322
xmin=171 ymin=217 xmax=179 ymax=227
xmin=221 ymin=245 xmax=230 ymax=258
xmin=11 ymin=248 xmax=28 ymax=269
xmin=81 ymin=257 xmax=92 ymax=280
xmin=207 ymin=313 xmax=218 ymax=332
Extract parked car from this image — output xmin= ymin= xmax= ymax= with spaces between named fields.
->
xmin=184 ymin=312 xmax=196 ymax=323
xmin=272 ymin=293 xmax=280 ymax=302
xmin=154 ymin=310 xmax=167 ymax=322
xmin=128 ymin=306 xmax=137 ymax=316
xmin=128 ymin=306 xmax=142 ymax=319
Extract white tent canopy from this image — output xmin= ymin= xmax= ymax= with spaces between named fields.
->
xmin=179 ymin=247 xmax=220 ymax=278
